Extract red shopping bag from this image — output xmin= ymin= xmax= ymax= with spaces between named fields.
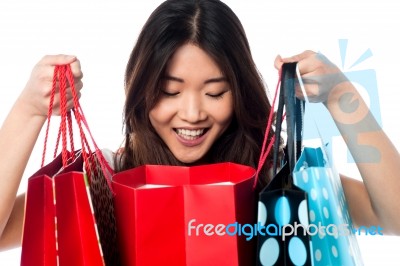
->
xmin=112 ymin=163 xmax=256 ymax=266
xmin=21 ymin=152 xmax=107 ymax=266
xmin=21 ymin=65 xmax=118 ymax=265
xmin=21 ymin=151 xmax=77 ymax=266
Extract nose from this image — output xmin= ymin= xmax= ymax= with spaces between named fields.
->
xmin=178 ymin=93 xmax=207 ymax=123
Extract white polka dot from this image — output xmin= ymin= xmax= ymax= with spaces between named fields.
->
xmin=332 ymin=245 xmax=338 ymax=257
xmin=309 ymin=210 xmax=316 ymax=222
xmin=258 ymin=201 xmax=267 ymax=226
xmin=259 ymin=238 xmax=280 ymax=266
xmin=311 ymin=189 xmax=317 ymax=201
xmin=337 ymin=206 xmax=343 ymax=218
xmin=315 ymin=249 xmax=322 ymax=262
xmin=302 ymin=171 xmax=308 ymax=183
xmin=275 ymin=196 xmax=291 ymax=227
xmin=326 ymin=224 xmax=339 ymax=239
xmin=288 ymin=237 xmax=307 ymax=265
xmin=318 ymin=229 xmax=326 ymax=239
xmin=307 ymin=224 xmax=319 ymax=236
xmin=323 ymin=207 xmax=330 ymax=219
xmin=322 ymin=187 xmax=329 ymax=200
xmin=298 ymin=200 xmax=309 ymax=226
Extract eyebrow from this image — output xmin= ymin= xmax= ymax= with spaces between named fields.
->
xmin=163 ymin=75 xmax=227 ymax=84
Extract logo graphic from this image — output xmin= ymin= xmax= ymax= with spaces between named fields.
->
xmin=303 ymin=39 xmax=383 ymax=163
xmin=187 ymin=219 xmax=383 ymax=241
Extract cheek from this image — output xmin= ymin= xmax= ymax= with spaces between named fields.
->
xmin=212 ymin=97 xmax=234 ymax=125
xmin=149 ymin=101 xmax=174 ymax=126
xmin=215 ymin=108 xmax=233 ymax=125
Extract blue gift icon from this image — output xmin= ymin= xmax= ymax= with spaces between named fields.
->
xmin=303 ymin=39 xmax=383 ymax=163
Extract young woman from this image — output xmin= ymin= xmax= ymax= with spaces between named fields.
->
xmin=0 ymin=0 xmax=399 ymax=253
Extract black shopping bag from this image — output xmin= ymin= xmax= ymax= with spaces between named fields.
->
xmin=256 ymin=63 xmax=312 ymax=266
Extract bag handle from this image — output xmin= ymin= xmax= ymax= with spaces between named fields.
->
xmin=41 ymin=64 xmax=113 ymax=187
xmin=41 ymin=67 xmax=76 ymax=167
xmin=253 ymin=68 xmax=281 ymax=190
xmin=272 ymin=66 xmax=285 ymax=176
xmin=254 ymin=62 xmax=305 ymax=189
xmin=63 ymin=65 xmax=114 ymax=182
xmin=282 ymin=62 xmax=304 ymax=173
xmin=271 ymin=62 xmax=304 ymax=188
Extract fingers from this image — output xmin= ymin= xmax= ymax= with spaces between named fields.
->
xmin=55 ymin=79 xmax=83 ymax=102
xmin=281 ymin=50 xmax=316 ymax=63
xmin=46 ymin=55 xmax=83 ymax=99
xmin=274 ymin=50 xmax=319 ymax=74
xmin=40 ymin=55 xmax=83 ymax=115
xmin=73 ymin=80 xmax=83 ymax=94
xmin=51 ymin=89 xmax=82 ymax=115
xmin=40 ymin=54 xmax=77 ymax=66
xmin=274 ymin=50 xmax=342 ymax=103
xmin=274 ymin=55 xmax=283 ymax=70
xmin=33 ymin=55 xmax=82 ymax=84
xmin=38 ymin=54 xmax=83 ymax=79
xmin=65 ymin=91 xmax=82 ymax=112
xmin=20 ymin=54 xmax=84 ymax=118
xmin=274 ymin=50 xmax=316 ymax=69
xmin=70 ymin=59 xmax=83 ymax=80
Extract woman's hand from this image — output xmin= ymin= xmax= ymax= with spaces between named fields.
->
xmin=274 ymin=50 xmax=348 ymax=104
xmin=275 ymin=50 xmax=400 ymax=235
xmin=18 ymin=54 xmax=83 ymax=118
xmin=0 ymin=55 xmax=84 ymax=250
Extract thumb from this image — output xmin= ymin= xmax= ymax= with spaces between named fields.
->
xmin=274 ymin=54 xmax=283 ymax=70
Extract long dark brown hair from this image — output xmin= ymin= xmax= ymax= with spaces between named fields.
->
xmin=117 ymin=0 xmax=275 ymax=188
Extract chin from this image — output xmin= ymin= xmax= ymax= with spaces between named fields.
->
xmin=177 ymin=158 xmax=199 ymax=165
xmin=173 ymin=152 xmax=204 ymax=165
xmin=172 ymin=147 xmax=210 ymax=165
xmin=176 ymin=154 xmax=210 ymax=166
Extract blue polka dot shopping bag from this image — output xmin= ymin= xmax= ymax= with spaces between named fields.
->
xmin=291 ymin=60 xmax=364 ymax=265
xmin=292 ymin=146 xmax=363 ymax=265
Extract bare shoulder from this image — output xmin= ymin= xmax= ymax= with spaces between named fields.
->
xmin=100 ymin=148 xmax=124 ymax=171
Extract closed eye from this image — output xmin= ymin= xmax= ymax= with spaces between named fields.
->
xmin=206 ymin=91 xmax=228 ymax=99
xmin=161 ymin=90 xmax=179 ymax=97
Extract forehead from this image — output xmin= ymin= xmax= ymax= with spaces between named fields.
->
xmin=165 ymin=43 xmax=223 ymax=78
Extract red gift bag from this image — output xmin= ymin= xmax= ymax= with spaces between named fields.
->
xmin=21 ymin=152 xmax=107 ymax=266
xmin=112 ymin=163 xmax=257 ymax=266
xmin=21 ymin=65 xmax=119 ymax=265
xmin=21 ymin=151 xmax=76 ymax=266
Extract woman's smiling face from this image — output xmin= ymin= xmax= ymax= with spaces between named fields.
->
xmin=149 ymin=43 xmax=234 ymax=164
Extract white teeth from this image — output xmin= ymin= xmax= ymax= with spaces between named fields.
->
xmin=176 ymin=129 xmax=205 ymax=139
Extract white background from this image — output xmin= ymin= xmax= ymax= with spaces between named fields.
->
xmin=0 ymin=0 xmax=399 ymax=265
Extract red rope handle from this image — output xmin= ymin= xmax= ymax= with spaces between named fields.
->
xmin=53 ymin=65 xmax=92 ymax=176
xmin=41 ymin=64 xmax=114 ymax=191
xmin=42 ymin=66 xmax=77 ymax=167
xmin=252 ymin=69 xmax=282 ymax=190
xmin=41 ymin=67 xmax=58 ymax=167
xmin=67 ymin=111 xmax=75 ymax=156
xmin=58 ymin=67 xmax=70 ymax=167
xmin=64 ymin=65 xmax=114 ymax=189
